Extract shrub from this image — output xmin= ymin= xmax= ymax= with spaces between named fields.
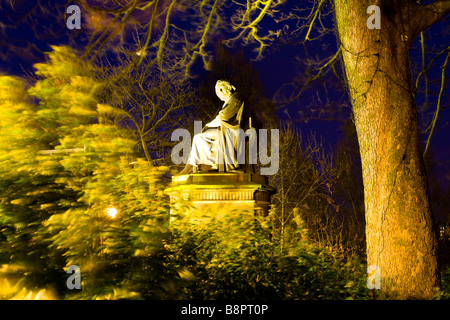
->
xmin=163 ymin=208 xmax=369 ymax=300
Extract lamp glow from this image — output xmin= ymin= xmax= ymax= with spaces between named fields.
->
xmin=106 ymin=206 xmax=118 ymax=219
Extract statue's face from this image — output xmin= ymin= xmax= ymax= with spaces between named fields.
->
xmin=215 ymin=82 xmax=232 ymax=101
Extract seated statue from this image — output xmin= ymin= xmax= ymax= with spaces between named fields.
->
xmin=180 ymin=80 xmax=258 ymax=175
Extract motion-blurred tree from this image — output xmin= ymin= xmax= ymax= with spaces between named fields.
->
xmin=0 ymin=75 xmax=68 ymax=294
xmin=0 ymin=46 xmax=139 ymax=297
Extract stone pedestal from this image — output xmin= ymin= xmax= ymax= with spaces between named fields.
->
xmin=164 ymin=173 xmax=276 ymax=224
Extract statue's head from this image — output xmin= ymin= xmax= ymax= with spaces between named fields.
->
xmin=215 ymin=80 xmax=236 ymax=102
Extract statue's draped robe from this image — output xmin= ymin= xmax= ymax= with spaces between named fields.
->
xmin=187 ymin=92 xmax=256 ymax=172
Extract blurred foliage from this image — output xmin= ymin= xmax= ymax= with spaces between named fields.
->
xmin=164 ymin=209 xmax=369 ymax=300
xmin=0 ymin=45 xmax=139 ymax=298
xmin=0 ymin=276 xmax=58 ymax=300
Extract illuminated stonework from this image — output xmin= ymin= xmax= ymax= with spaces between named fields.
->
xmin=165 ymin=172 xmax=275 ymax=224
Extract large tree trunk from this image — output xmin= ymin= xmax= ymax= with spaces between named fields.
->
xmin=334 ymin=0 xmax=449 ymax=299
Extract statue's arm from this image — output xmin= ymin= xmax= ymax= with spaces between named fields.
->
xmin=218 ymin=94 xmax=243 ymax=121
xmin=204 ymin=117 xmax=221 ymax=128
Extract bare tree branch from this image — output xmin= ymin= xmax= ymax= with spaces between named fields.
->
xmin=409 ymin=0 xmax=450 ymax=37
xmin=423 ymin=50 xmax=449 ymax=156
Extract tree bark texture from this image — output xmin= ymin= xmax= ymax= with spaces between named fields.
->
xmin=334 ymin=0 xmax=445 ymax=299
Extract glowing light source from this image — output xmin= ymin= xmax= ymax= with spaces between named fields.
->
xmin=106 ymin=206 xmax=118 ymax=219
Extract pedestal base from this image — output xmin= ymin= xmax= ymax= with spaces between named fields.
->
xmin=164 ymin=173 xmax=276 ymax=224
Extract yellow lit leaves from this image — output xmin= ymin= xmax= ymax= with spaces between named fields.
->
xmin=93 ymin=288 xmax=140 ymax=300
xmin=0 ymin=277 xmax=57 ymax=300
xmin=33 ymin=46 xmax=87 ymax=80
xmin=0 ymin=76 xmax=28 ymax=102
xmin=177 ymin=267 xmax=197 ymax=282
xmin=97 ymin=103 xmax=126 ymax=118
xmin=10 ymin=198 xmax=31 ymax=206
